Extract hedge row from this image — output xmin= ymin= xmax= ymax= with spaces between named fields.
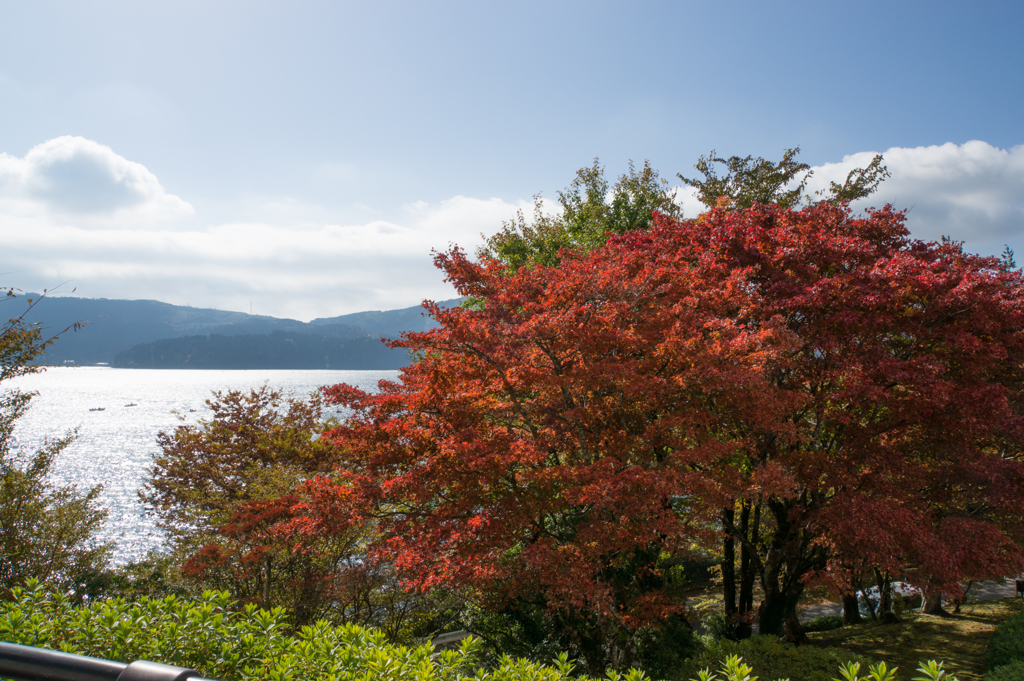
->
xmin=985 ymin=661 xmax=1024 ymax=681
xmin=0 ymin=581 xmax=975 ymax=681
xmin=0 ymin=581 xmax=632 ymax=681
xmin=986 ymin=607 xmax=1024 ymax=679
xmin=676 ymin=635 xmax=873 ymax=681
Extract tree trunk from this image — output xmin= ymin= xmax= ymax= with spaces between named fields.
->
xmin=863 ymin=590 xmax=877 ymax=620
xmin=873 ymin=569 xmax=899 ymax=624
xmin=952 ymin=582 xmax=973 ymax=614
xmin=784 ymin=610 xmax=809 ymax=645
xmin=736 ymin=503 xmax=756 ymax=639
xmin=756 ymin=502 xmax=814 ymax=638
xmin=760 ymin=579 xmax=808 ymax=642
xmin=759 ymin=586 xmax=786 ymax=636
xmin=842 ymin=592 xmax=862 ymax=625
xmin=923 ymin=591 xmax=948 ymax=616
xmin=264 ymin=556 xmax=273 ymax=609
xmin=722 ymin=506 xmax=737 ymax=619
xmin=562 ymin=613 xmax=609 ymax=678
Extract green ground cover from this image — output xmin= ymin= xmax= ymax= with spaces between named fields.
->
xmin=809 ymin=598 xmax=1024 ymax=680
xmin=3 ymin=578 xmax=1022 ymax=681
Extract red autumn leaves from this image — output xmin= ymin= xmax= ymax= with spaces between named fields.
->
xmin=308 ymin=202 xmax=1024 ymax=633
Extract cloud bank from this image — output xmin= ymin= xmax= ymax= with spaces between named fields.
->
xmin=2 ymin=138 xmax=1022 ymax=321
xmin=805 ymin=141 xmax=1024 ymax=252
xmin=0 ymin=137 xmax=529 ymax=319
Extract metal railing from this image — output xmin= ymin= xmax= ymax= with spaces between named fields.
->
xmin=0 ymin=642 xmax=217 ymax=681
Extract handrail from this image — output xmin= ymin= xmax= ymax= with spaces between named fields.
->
xmin=0 ymin=642 xmax=217 ymax=681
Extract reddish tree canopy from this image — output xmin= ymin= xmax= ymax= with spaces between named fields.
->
xmin=325 ymin=225 xmax=784 ymax=622
xmin=319 ymin=202 xmax=1024 ymax=639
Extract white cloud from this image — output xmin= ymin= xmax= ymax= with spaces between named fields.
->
xmin=805 ymin=141 xmax=1024 ymax=253
xmin=4 ymin=137 xmax=1023 ymax=322
xmin=673 ymin=185 xmax=705 ymax=219
xmin=0 ymin=214 xmax=482 ymax=321
xmin=0 ymin=136 xmax=193 ymax=225
xmin=0 ymin=138 xmax=532 ymax=319
xmin=404 ymin=194 xmax=538 ymax=249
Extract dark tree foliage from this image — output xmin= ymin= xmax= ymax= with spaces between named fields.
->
xmin=678 ymin=147 xmax=889 ymax=210
xmin=1 ymin=288 xmax=109 ymax=596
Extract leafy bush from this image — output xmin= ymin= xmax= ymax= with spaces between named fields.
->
xmin=681 ymin=556 xmax=718 ymax=583
xmin=803 ymin=614 xmax=845 ymax=633
xmin=636 ymin=614 xmax=699 ymax=680
xmin=459 ymin=596 xmax=696 ymax=678
xmin=685 ymin=655 xmax=960 ymax=681
xmin=76 ymin=552 xmax=189 ymax=603
xmin=833 ymin=659 xmax=960 ymax=681
xmin=699 ymin=612 xmax=737 ymax=642
xmin=0 ymin=582 xmax=971 ymax=681
xmin=0 ymin=581 xmax=647 ymax=681
xmin=986 ymin=661 xmax=1024 ymax=681
xmin=677 ymin=636 xmax=873 ymax=681
xmin=986 ymin=610 xmax=1024 ymax=671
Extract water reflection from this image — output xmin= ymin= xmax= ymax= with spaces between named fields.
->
xmin=6 ymin=367 xmax=397 ymax=564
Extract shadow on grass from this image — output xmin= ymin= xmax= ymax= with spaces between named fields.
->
xmin=808 ymin=599 xmax=1024 ymax=680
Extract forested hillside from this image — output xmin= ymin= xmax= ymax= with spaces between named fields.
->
xmin=309 ymin=303 xmax=449 ymax=339
xmin=12 ymin=293 xmax=459 ymax=366
xmin=112 ymin=331 xmax=409 ymax=369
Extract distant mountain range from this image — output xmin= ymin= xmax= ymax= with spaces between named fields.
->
xmin=10 ymin=293 xmax=460 ymax=369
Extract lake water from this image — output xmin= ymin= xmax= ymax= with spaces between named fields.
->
xmin=4 ymin=367 xmax=400 ymax=564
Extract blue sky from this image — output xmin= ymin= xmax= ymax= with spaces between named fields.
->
xmin=2 ymin=1 xmax=1022 ymax=320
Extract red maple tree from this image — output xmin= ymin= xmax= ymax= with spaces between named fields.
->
xmin=678 ymin=204 xmax=1024 ymax=636
xmin=314 ymin=202 xmax=1024 ymax=656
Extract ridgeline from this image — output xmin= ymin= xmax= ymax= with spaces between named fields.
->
xmin=15 ymin=293 xmax=460 ymax=369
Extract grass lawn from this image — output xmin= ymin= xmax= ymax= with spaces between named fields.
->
xmin=808 ymin=598 xmax=1024 ymax=680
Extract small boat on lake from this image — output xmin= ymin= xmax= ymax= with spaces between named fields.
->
xmin=89 ymin=407 xmax=105 ymax=412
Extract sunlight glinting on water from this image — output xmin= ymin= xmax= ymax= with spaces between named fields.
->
xmin=5 ymin=367 xmax=399 ymax=564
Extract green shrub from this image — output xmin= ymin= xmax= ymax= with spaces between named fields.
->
xmin=681 ymin=556 xmax=718 ymax=582
xmin=677 ymin=636 xmax=873 ymax=681
xmin=685 ymin=655 xmax=960 ymax=681
xmin=833 ymin=659 xmax=960 ymax=681
xmin=986 ymin=610 xmax=1024 ymax=671
xmin=0 ymin=580 xmax=643 ymax=681
xmin=700 ymin=612 xmax=741 ymax=642
xmin=987 ymin=661 xmax=1024 ymax=681
xmin=636 ymin=614 xmax=699 ymax=680
xmin=803 ymin=615 xmax=844 ymax=633
xmin=0 ymin=581 xmax=971 ymax=681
